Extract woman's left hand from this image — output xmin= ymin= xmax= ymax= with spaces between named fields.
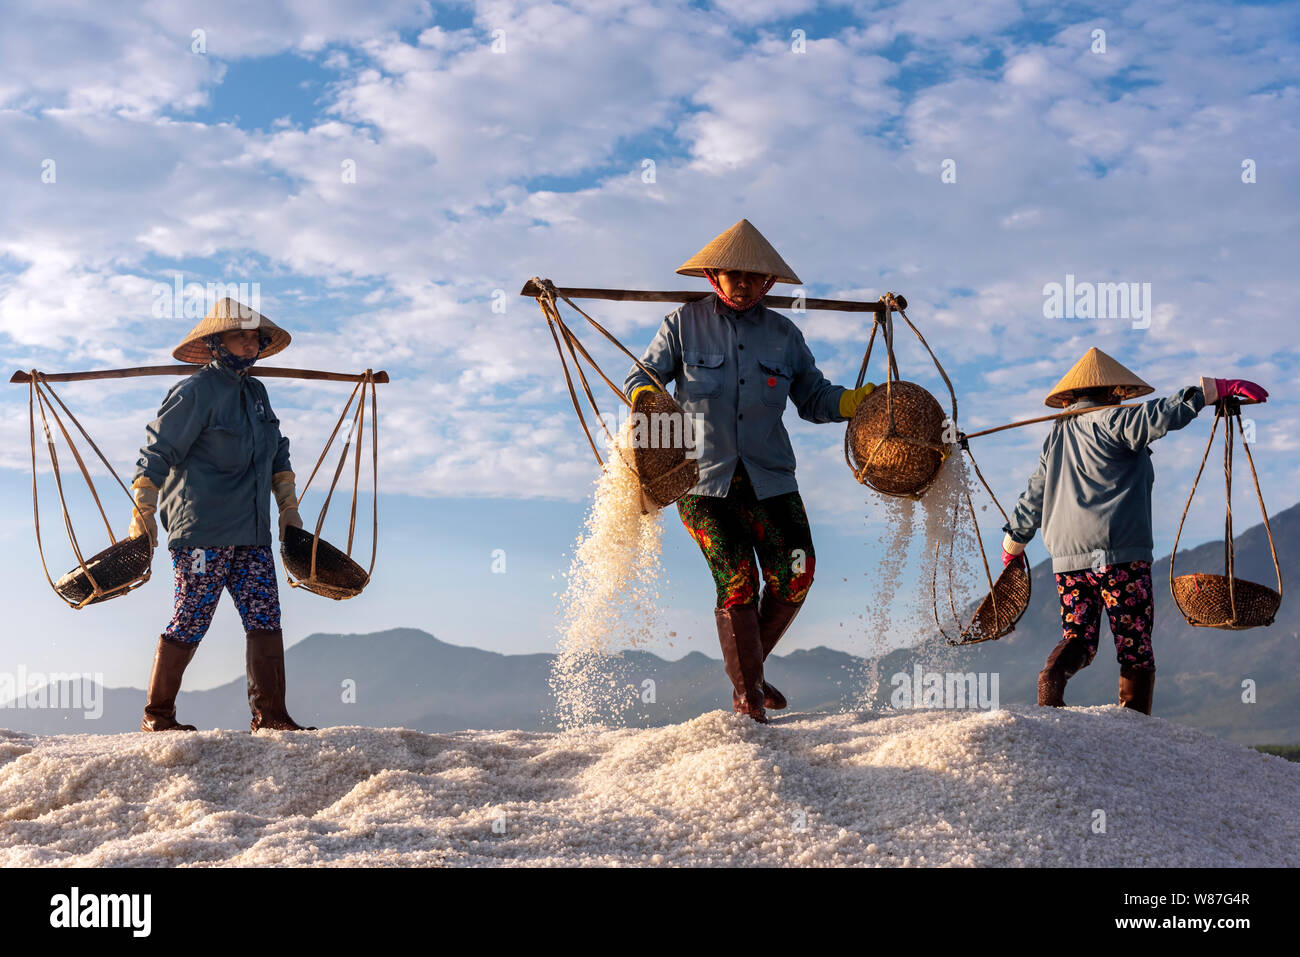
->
xmin=279 ymin=507 xmax=303 ymax=538
xmin=839 ymin=383 xmax=876 ymax=419
xmin=272 ymin=470 xmax=303 ymax=539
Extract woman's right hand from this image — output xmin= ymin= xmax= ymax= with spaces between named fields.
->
xmin=631 ymin=384 xmax=662 ymax=403
xmin=1001 ymin=533 xmax=1026 ymax=568
xmin=127 ymin=477 xmax=159 ymax=547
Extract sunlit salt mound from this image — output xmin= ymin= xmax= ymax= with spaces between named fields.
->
xmin=1 ymin=708 xmax=1297 ymax=867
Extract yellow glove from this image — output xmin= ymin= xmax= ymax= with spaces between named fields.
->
xmin=839 ymin=382 xmax=876 ymax=419
xmin=630 ymin=384 xmax=662 ymax=403
xmin=272 ymin=470 xmax=303 ymax=539
xmin=127 ymin=476 xmax=159 ymax=546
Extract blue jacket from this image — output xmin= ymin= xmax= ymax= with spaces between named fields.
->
xmin=1003 ymin=386 xmax=1207 ymax=573
xmin=133 ymin=361 xmax=291 ymax=548
xmin=623 ymin=294 xmax=847 ymax=499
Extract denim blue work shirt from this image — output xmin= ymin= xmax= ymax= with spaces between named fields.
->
xmin=1003 ymin=386 xmax=1207 ymax=573
xmin=623 ymin=293 xmax=847 ymax=499
xmin=133 ymin=360 xmax=292 ymax=548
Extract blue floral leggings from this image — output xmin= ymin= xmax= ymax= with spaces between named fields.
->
xmin=162 ymin=546 xmax=281 ymax=644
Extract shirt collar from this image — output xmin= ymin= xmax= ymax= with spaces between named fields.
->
xmin=206 ymin=359 xmax=248 ymax=382
xmin=1065 ymin=395 xmax=1109 ymax=412
xmin=711 ymin=293 xmax=763 ymax=323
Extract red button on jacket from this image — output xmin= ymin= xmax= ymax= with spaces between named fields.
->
xmin=767 ymin=376 xmax=777 ymax=387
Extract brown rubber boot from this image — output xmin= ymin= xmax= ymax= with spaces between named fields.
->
xmin=1118 ymin=667 xmax=1155 ymax=715
xmin=1037 ymin=636 xmax=1091 ymax=707
xmin=246 ymin=628 xmax=317 ymax=731
xmin=715 ymin=605 xmax=767 ymax=723
xmin=141 ymin=637 xmax=199 ymax=732
xmin=757 ymin=590 xmax=801 ymax=710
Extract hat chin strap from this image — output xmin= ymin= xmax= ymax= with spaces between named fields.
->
xmin=204 ymin=332 xmax=267 ymax=371
xmin=704 ymin=269 xmax=776 ymax=312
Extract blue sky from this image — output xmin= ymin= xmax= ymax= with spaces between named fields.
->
xmin=1 ymin=0 xmax=1297 ymax=690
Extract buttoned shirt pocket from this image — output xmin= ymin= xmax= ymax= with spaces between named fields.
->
xmin=683 ymin=350 xmax=725 ymax=399
xmin=757 ymin=358 xmax=793 ymax=408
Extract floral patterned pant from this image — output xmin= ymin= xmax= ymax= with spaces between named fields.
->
xmin=676 ymin=463 xmax=815 ymax=609
xmin=1050 ymin=560 xmax=1155 ymax=673
xmin=162 ymin=546 xmax=281 ymax=644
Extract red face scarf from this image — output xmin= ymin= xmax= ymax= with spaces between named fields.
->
xmin=704 ymin=268 xmax=777 ymax=312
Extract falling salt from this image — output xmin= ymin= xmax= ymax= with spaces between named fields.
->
xmin=849 ymin=452 xmax=988 ymax=707
xmin=549 ymin=418 xmax=666 ymax=730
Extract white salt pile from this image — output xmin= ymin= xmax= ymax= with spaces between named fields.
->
xmin=549 ymin=418 xmax=665 ymax=729
xmin=3 ymin=707 xmax=1296 ymax=866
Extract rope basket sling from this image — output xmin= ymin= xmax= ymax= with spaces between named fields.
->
xmin=932 ymin=438 xmax=1032 ymax=645
xmin=25 ymin=372 xmax=152 ymax=609
xmin=844 ymin=295 xmax=956 ymax=499
xmin=530 ymin=278 xmax=698 ymax=511
xmin=1169 ymin=398 xmax=1282 ymax=629
xmin=281 ymin=370 xmax=379 ymax=600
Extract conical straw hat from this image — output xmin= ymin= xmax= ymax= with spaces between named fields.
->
xmin=676 ymin=219 xmax=801 ymax=284
xmin=1044 ymin=347 xmax=1153 ymax=408
xmin=173 ymin=298 xmax=292 ymax=363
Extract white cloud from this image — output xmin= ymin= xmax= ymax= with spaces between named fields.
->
xmin=0 ymin=0 xmax=1295 ymax=556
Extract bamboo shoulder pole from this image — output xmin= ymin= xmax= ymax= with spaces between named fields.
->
xmin=518 ymin=280 xmax=906 ymax=314
xmin=961 ymin=396 xmax=1264 ymax=441
xmin=11 ymin=366 xmax=390 ymax=385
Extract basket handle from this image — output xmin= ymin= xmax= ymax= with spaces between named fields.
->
xmin=1170 ymin=404 xmax=1221 ymax=618
xmin=845 ymin=295 xmax=961 ymax=482
xmin=932 ymin=440 xmax=1025 ymax=645
xmin=1230 ymin=405 xmax=1283 ymax=603
xmin=290 ymin=370 xmax=379 ymax=593
xmin=27 ymin=373 xmax=149 ymax=608
xmin=534 ymin=279 xmax=691 ymax=503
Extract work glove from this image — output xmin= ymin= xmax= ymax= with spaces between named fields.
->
xmin=1001 ymin=533 xmax=1026 ymax=569
xmin=839 ymin=382 xmax=876 ymax=419
xmin=1201 ymin=377 xmax=1268 ymax=404
xmin=127 ymin=476 xmax=159 ymax=547
xmin=630 ymin=384 xmax=662 ymax=403
xmin=272 ymin=470 xmax=304 ymax=539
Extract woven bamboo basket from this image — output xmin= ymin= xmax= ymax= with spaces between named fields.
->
xmin=1169 ymin=399 xmax=1283 ymax=630
xmin=281 ymin=526 xmax=370 ymax=600
xmin=630 ymin=388 xmax=700 ymax=509
xmin=1171 ymin=573 xmax=1280 ymax=630
xmin=847 ymin=380 xmax=948 ymax=497
xmin=958 ymin=562 xmax=1032 ymax=643
xmin=54 ymin=535 xmax=152 ymax=607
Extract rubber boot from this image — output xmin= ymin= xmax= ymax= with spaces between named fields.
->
xmin=246 ymin=628 xmax=317 ymax=731
xmin=141 ymin=637 xmax=199 ymax=732
xmin=715 ymin=605 xmax=767 ymax=723
xmin=1118 ymin=667 xmax=1155 ymax=715
xmin=1037 ymin=636 xmax=1091 ymax=707
xmin=757 ymin=590 xmax=801 ymax=710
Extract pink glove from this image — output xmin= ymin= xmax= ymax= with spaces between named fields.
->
xmin=1002 ymin=547 xmax=1025 ymax=569
xmin=1214 ymin=378 xmax=1268 ymax=403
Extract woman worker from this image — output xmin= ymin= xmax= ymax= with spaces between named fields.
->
xmin=624 ymin=220 xmax=876 ymax=723
xmin=1000 ymin=347 xmax=1267 ymax=715
xmin=128 ymin=298 xmax=316 ymax=733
